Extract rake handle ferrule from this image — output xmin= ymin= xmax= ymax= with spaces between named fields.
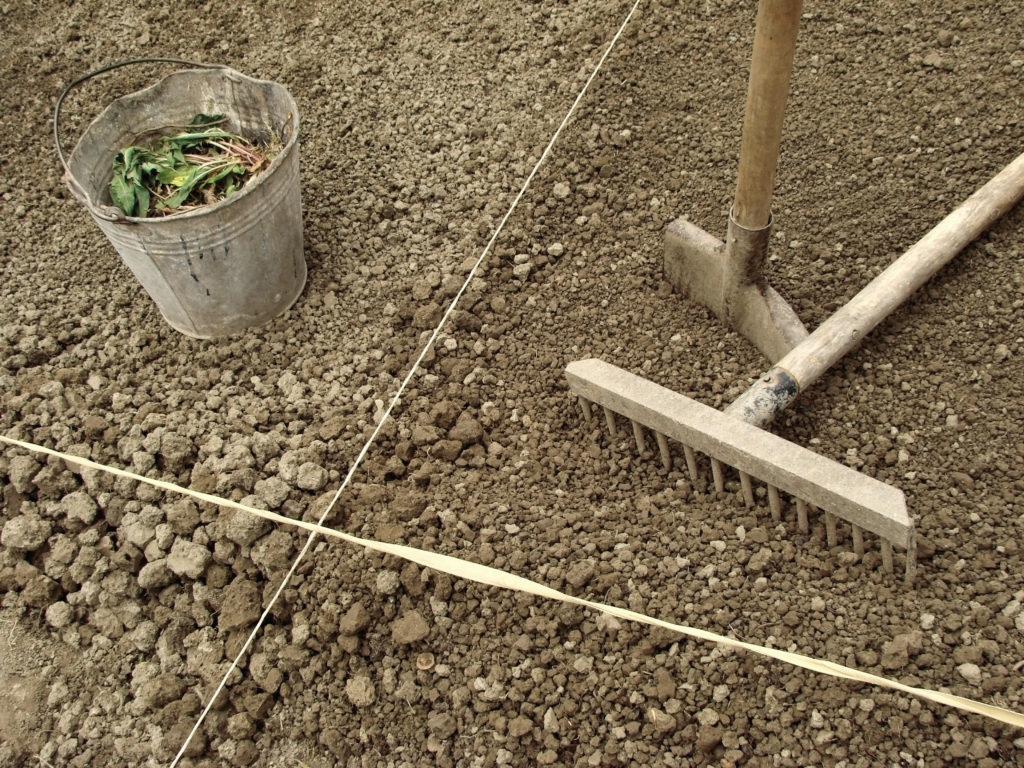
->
xmin=724 ymin=366 xmax=800 ymax=427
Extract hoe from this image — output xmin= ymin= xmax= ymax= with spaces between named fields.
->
xmin=566 ymin=1 xmax=1024 ymax=584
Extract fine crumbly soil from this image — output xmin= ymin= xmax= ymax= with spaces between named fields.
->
xmin=2 ymin=1 xmax=1024 ymax=766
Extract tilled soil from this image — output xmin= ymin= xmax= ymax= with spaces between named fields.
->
xmin=2 ymin=1 xmax=1024 ymax=766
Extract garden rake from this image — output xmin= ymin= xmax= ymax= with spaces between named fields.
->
xmin=565 ymin=0 xmax=1024 ymax=584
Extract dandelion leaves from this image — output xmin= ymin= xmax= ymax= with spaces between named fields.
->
xmin=107 ymin=113 xmax=277 ymax=217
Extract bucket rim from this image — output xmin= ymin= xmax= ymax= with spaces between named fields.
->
xmin=59 ymin=63 xmax=300 ymax=223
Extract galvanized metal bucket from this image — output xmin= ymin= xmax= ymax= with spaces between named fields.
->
xmin=55 ymin=60 xmax=306 ymax=338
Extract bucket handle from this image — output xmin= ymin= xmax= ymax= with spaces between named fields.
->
xmin=53 ymin=57 xmax=229 ymax=221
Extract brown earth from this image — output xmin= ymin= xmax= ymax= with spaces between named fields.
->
xmin=1 ymin=1 xmax=1024 ymax=766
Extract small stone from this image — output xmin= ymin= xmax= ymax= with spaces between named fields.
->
xmin=448 ymin=413 xmax=485 ymax=445
xmin=697 ymin=708 xmax=719 ymax=727
xmin=137 ymin=560 xmax=173 ymax=590
xmin=338 ymin=602 xmax=371 ymax=635
xmin=226 ymin=712 xmax=256 ymax=741
xmin=7 ymin=455 xmax=41 ymax=493
xmin=810 ymin=596 xmax=826 ymax=612
xmin=508 ymin=715 xmax=533 ymax=738
xmin=376 ymin=570 xmax=401 ymax=595
xmin=430 ymin=440 xmax=462 ymax=461
xmin=552 ymin=182 xmax=570 ymax=199
xmin=596 ymin=613 xmax=622 ymax=633
xmin=46 ymin=601 xmax=73 ymax=629
xmin=392 ymin=490 xmax=427 ymax=521
xmin=61 ymin=491 xmax=99 ymax=525
xmin=89 ymin=606 xmax=123 ymax=639
xmin=648 ymin=707 xmax=676 ymax=736
xmin=957 ymin=663 xmax=982 ymax=685
xmin=254 ymin=477 xmax=291 ymax=509
xmin=547 ymin=242 xmax=564 ymax=257
xmin=249 ymin=653 xmax=284 ymax=694
xmin=392 ymin=610 xmax=430 ymax=644
xmin=224 ymin=508 xmax=271 ymax=547
xmin=416 ymin=652 xmax=435 ymax=671
xmin=745 ymin=546 xmax=772 ymax=575
xmin=345 ymin=675 xmax=376 ymax=707
xmin=219 ymin=580 xmax=261 ymax=632
xmin=135 ymin=673 xmax=187 ymax=710
xmin=165 ymin=499 xmax=200 ymax=535
xmin=565 ymin=559 xmax=596 ymax=588
xmin=158 ymin=433 xmax=192 ymax=472
xmin=2 ymin=514 xmax=51 ymax=551
xmin=881 ymin=636 xmax=910 ymax=670
xmin=573 ymin=656 xmax=594 ymax=674
xmin=250 ymin=530 xmax=295 ymax=576
xmin=22 ymin=573 xmax=61 ymax=607
xmin=697 ymin=725 xmax=723 ymax=753
xmin=296 ymin=462 xmax=328 ymax=492
xmin=543 ymin=707 xmax=560 ymax=733
xmin=920 ymin=612 xmax=936 ymax=630
xmin=411 ymin=424 xmax=441 ymax=446
xmin=512 ymin=263 xmax=532 ymax=280
xmin=166 ymin=538 xmax=211 ymax=579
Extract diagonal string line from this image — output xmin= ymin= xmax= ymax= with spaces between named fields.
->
xmin=3 ymin=434 xmax=1024 ymax=731
xmin=164 ymin=1 xmax=646 ymax=762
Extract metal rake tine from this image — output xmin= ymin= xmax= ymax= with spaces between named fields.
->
xmin=682 ymin=444 xmax=699 ymax=483
xmin=578 ymin=395 xmax=593 ymax=422
xmin=825 ymin=511 xmax=838 ymax=548
xmin=852 ymin=524 xmax=865 ymax=556
xmin=655 ymin=431 xmax=672 ymax=471
xmin=739 ymin=470 xmax=755 ymax=508
xmin=631 ymin=419 xmax=646 ymax=454
xmin=767 ymin=484 xmax=782 ymax=523
xmin=711 ymin=457 xmax=725 ymax=493
xmin=602 ymin=406 xmax=617 ymax=437
xmin=796 ymin=498 xmax=810 ymax=534
xmin=881 ymin=539 xmax=894 ymax=574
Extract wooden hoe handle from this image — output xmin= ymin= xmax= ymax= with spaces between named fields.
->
xmin=733 ymin=0 xmax=803 ymax=229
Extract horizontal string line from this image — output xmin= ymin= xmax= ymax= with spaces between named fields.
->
xmin=3 ymin=434 xmax=1022 ymax=731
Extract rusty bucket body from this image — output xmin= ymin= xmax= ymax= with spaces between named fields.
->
xmin=63 ymin=66 xmax=306 ymax=338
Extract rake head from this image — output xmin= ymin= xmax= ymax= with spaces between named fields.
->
xmin=565 ymin=358 xmax=916 ymax=584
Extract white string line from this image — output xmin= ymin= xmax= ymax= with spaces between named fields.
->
xmin=169 ymin=1 xmax=645 ymax=762
xmin=3 ymin=434 xmax=1024 ymax=730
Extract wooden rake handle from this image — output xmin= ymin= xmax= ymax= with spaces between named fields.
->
xmin=729 ymin=149 xmax=1024 ymax=426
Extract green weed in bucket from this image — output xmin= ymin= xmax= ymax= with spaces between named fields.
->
xmin=108 ymin=113 xmax=279 ymax=217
